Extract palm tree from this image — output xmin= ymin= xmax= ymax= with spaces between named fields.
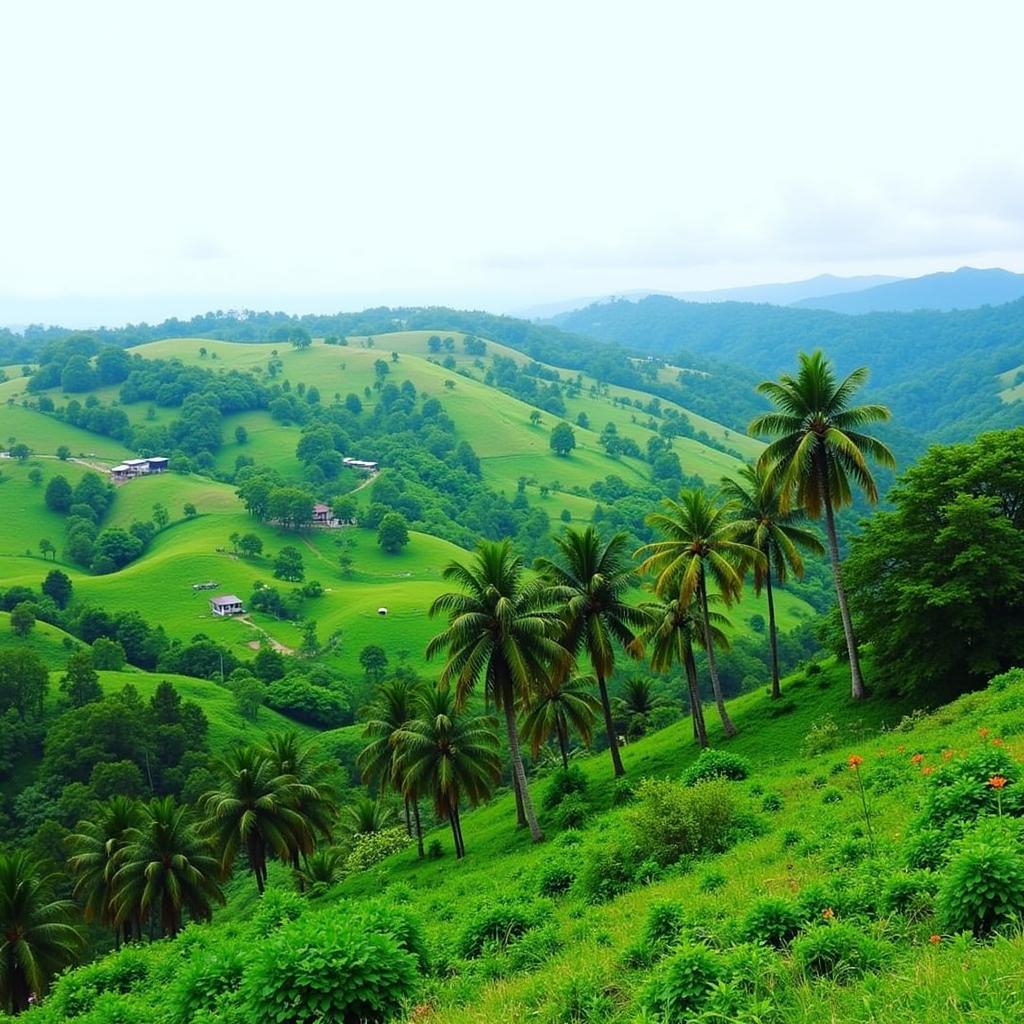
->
xmin=638 ymin=594 xmax=731 ymax=748
xmin=427 ymin=540 xmax=568 ymax=843
xmin=344 ymin=796 xmax=395 ymax=836
xmin=520 ymin=674 xmax=601 ymax=769
xmin=199 ymin=747 xmax=312 ymax=894
xmin=357 ymin=678 xmax=426 ymax=856
xmin=0 ymin=851 xmax=82 ymax=1014
xmin=261 ymin=732 xmax=338 ymax=869
xmin=393 ymin=686 xmax=502 ymax=859
xmin=638 ymin=489 xmax=762 ymax=737
xmin=749 ymin=351 xmax=895 ymax=699
xmin=536 ymin=526 xmax=648 ymax=777
xmin=111 ymin=797 xmax=223 ymax=939
xmin=66 ymin=796 xmax=146 ymax=946
xmin=294 ymin=848 xmax=346 ymax=893
xmin=613 ymin=676 xmax=673 ymax=739
xmin=721 ymin=464 xmax=825 ymax=699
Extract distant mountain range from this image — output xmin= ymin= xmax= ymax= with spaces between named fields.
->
xmin=792 ymin=266 xmax=1024 ymax=313
xmin=522 ymin=266 xmax=1024 ymax=320
xmin=513 ymin=274 xmax=900 ymax=319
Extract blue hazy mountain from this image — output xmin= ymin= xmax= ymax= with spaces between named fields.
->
xmin=793 ymin=266 xmax=1024 ymax=313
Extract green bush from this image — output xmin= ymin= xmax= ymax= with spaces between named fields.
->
xmin=345 ymin=826 xmax=412 ymax=872
xmin=250 ymin=887 xmax=307 ymax=936
xmin=626 ymin=779 xmax=740 ymax=867
xmin=641 ymin=942 xmax=723 ymax=1020
xmin=681 ymin=748 xmax=751 ymax=786
xmin=349 ymin=900 xmax=430 ymax=972
xmin=241 ymin=908 xmax=418 ymax=1023
xmin=921 ymin=747 xmax=1022 ymax=831
xmin=536 ymin=856 xmax=576 ymax=896
xmin=553 ymin=792 xmax=590 ymax=830
xmin=612 ymin=777 xmax=637 ymax=806
xmin=173 ymin=942 xmax=246 ymax=1022
xmin=542 ymin=764 xmax=588 ymax=811
xmin=42 ymin=944 xmax=156 ymax=1020
xmin=456 ymin=898 xmax=544 ymax=958
xmin=427 ymin=838 xmax=443 ymax=860
xmin=761 ymin=792 xmax=783 ymax=812
xmin=739 ymin=897 xmax=802 ymax=948
xmin=698 ymin=869 xmax=727 ymax=893
xmin=642 ymin=900 xmax=688 ymax=950
xmin=937 ymin=820 xmax=1024 ymax=936
xmin=791 ymin=922 xmax=884 ymax=980
xmin=801 ymin=715 xmax=841 ymax=757
xmin=573 ymin=834 xmax=643 ymax=903
xmin=881 ymin=870 xmax=937 ymax=921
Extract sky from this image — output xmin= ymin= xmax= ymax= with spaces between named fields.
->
xmin=2 ymin=0 xmax=1023 ymax=325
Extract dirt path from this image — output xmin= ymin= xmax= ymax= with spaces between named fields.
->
xmin=239 ymin=616 xmax=294 ymax=655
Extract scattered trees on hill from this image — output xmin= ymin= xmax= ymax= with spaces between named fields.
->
xmin=377 ymin=511 xmax=410 ymax=553
xmin=549 ymin=420 xmax=576 ymax=456
xmin=273 ymin=546 xmax=305 ymax=582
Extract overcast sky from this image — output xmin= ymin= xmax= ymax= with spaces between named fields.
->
xmin=2 ymin=0 xmax=1023 ymax=325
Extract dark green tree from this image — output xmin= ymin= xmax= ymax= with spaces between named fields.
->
xmin=60 ymin=650 xmax=102 ymax=708
xmin=549 ymin=421 xmax=576 ymax=456
xmin=377 ymin=512 xmax=410 ymax=554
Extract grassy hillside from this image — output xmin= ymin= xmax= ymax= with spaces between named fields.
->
xmin=998 ymin=363 xmax=1024 ymax=403
xmin=15 ymin=659 xmax=1024 ymax=1024
xmin=0 ymin=611 xmax=82 ymax=669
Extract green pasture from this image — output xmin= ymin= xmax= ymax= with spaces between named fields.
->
xmin=997 ymin=363 xmax=1024 ymax=403
xmin=0 ymin=611 xmax=83 ymax=669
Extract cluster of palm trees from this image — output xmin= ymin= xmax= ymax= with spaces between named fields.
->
xmin=413 ymin=350 xmax=893 ymax=845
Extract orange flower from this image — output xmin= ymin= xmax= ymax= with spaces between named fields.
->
xmin=942 ymin=749 xmax=954 ymax=761
xmin=930 ymin=934 xmax=941 ymax=945
xmin=989 ymin=776 xmax=1008 ymax=789
xmin=910 ymin=753 xmax=924 ymax=764
xmin=922 ymin=766 xmax=934 ymax=775
xmin=992 ymin=738 xmax=1005 ymax=747
xmin=849 ymin=754 xmax=864 ymax=768
xmin=979 ymin=728 xmax=991 ymax=740
xmin=822 ymin=907 xmax=835 ymax=920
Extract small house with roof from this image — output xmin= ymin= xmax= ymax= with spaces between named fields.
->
xmin=210 ymin=594 xmax=245 ymax=617
xmin=312 ymin=503 xmax=332 ymax=525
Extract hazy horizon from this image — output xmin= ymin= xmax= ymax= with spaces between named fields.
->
xmin=3 ymin=1 xmax=1023 ymax=327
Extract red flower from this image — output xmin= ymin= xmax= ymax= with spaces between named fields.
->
xmin=910 ymin=753 xmax=924 ymax=764
xmin=989 ymin=776 xmax=1008 ymax=789
xmin=849 ymin=754 xmax=864 ymax=768
xmin=922 ymin=766 xmax=934 ymax=775
xmin=979 ymin=728 xmax=991 ymax=740
xmin=930 ymin=934 xmax=941 ymax=945
xmin=822 ymin=907 xmax=835 ymax=920
xmin=992 ymin=738 xmax=1005 ymax=747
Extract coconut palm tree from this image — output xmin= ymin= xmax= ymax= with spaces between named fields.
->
xmin=536 ymin=526 xmax=647 ymax=777
xmin=199 ymin=747 xmax=312 ymax=894
xmin=638 ymin=489 xmax=762 ymax=737
xmin=261 ymin=732 xmax=339 ymax=868
xmin=427 ymin=540 xmax=568 ymax=843
xmin=357 ymin=678 xmax=427 ymax=856
xmin=393 ymin=686 xmax=502 ymax=859
xmin=720 ymin=463 xmax=825 ymax=699
xmin=344 ymin=796 xmax=395 ymax=836
xmin=520 ymin=674 xmax=601 ymax=769
xmin=749 ymin=351 xmax=895 ymax=699
xmin=66 ymin=796 xmax=146 ymax=947
xmin=613 ymin=676 xmax=674 ymax=739
xmin=111 ymin=797 xmax=223 ymax=939
xmin=638 ymin=594 xmax=731 ymax=748
xmin=0 ymin=851 xmax=82 ymax=1014
xmin=294 ymin=848 xmax=346 ymax=893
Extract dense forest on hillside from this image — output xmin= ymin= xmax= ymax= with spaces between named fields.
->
xmin=553 ymin=295 xmax=1024 ymax=441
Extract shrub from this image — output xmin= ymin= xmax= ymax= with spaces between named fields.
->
xmin=542 ymin=764 xmax=588 ymax=811
xmin=345 ymin=826 xmax=412 ymax=872
xmin=904 ymin=826 xmax=950 ymax=871
xmin=627 ymin=779 xmax=740 ymax=867
xmin=937 ymin=820 xmax=1024 ymax=937
xmin=881 ymin=870 xmax=937 ymax=922
xmin=553 ymin=792 xmax=590 ymax=830
xmin=801 ymin=715 xmax=841 ymax=757
xmin=241 ymin=908 xmax=418 ymax=1023
xmin=821 ymin=788 xmax=844 ymax=804
xmin=641 ymin=943 xmax=723 ymax=1020
xmin=504 ymin=922 xmax=562 ymax=973
xmin=681 ymin=749 xmax=751 ymax=786
xmin=921 ymin=746 xmax=1022 ymax=831
xmin=250 ymin=888 xmax=307 ymax=937
xmin=173 ymin=942 xmax=246 ymax=1022
xmin=350 ymin=900 xmax=430 ymax=972
xmin=574 ymin=834 xmax=643 ymax=903
xmin=536 ymin=856 xmax=576 ymax=896
xmin=699 ymin=869 xmax=727 ymax=893
xmin=781 ymin=829 xmax=803 ymax=849
xmin=426 ymin=838 xmax=443 ymax=860
xmin=791 ymin=922 xmax=884 ymax=980
xmin=611 ymin=777 xmax=637 ymax=806
xmin=739 ymin=897 xmax=802 ymax=948
xmin=642 ymin=900 xmax=688 ymax=950
xmin=761 ymin=792 xmax=783 ymax=812
xmin=457 ymin=898 xmax=544 ymax=958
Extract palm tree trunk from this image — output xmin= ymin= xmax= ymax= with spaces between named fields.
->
xmin=764 ymin=565 xmax=782 ymax=700
xmin=700 ymin=575 xmax=738 ymax=736
xmin=501 ymin=679 xmax=543 ymax=843
xmin=683 ymin=646 xmax=709 ymax=747
xmin=512 ymin=772 xmax=527 ymax=827
xmin=557 ymin=722 xmax=569 ymax=769
xmin=11 ymin=968 xmax=30 ymax=1014
xmin=412 ymin=800 xmax=424 ymax=859
xmin=820 ymin=469 xmax=867 ymax=700
xmin=403 ymin=798 xmax=412 ymax=837
xmin=449 ymin=807 xmax=463 ymax=859
xmin=596 ymin=671 xmax=625 ymax=777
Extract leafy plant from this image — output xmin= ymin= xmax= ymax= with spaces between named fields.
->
xmin=739 ymin=897 xmax=802 ymax=948
xmin=536 ymin=857 xmax=576 ymax=896
xmin=456 ymin=898 xmax=544 ymax=958
xmin=791 ymin=921 xmax=884 ymax=980
xmin=541 ymin=764 xmax=589 ymax=811
xmin=641 ymin=942 xmax=723 ymax=1020
xmin=681 ymin=748 xmax=752 ymax=786
xmin=937 ymin=820 xmax=1024 ymax=936
xmin=642 ymin=900 xmax=689 ymax=950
